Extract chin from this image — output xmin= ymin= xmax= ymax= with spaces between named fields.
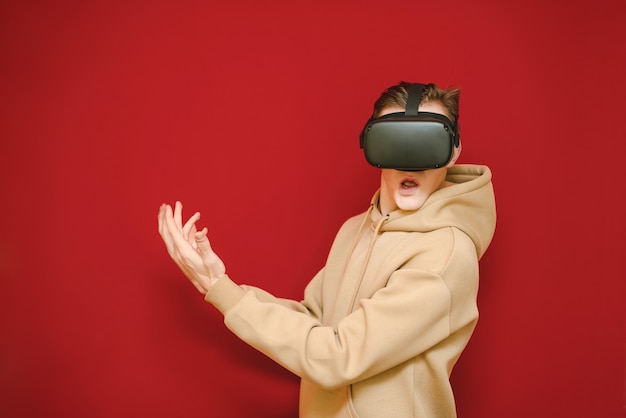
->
xmin=395 ymin=194 xmax=426 ymax=211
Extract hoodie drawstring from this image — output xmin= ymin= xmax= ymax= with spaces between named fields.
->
xmin=346 ymin=206 xmax=389 ymax=313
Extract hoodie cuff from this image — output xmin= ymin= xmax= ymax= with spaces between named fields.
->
xmin=204 ymin=274 xmax=246 ymax=314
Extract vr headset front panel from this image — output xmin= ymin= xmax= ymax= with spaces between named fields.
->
xmin=361 ymin=113 xmax=456 ymax=170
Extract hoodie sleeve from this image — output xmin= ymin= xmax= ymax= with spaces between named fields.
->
xmin=209 ymin=268 xmax=326 ymax=320
xmin=204 ymin=228 xmax=477 ymax=390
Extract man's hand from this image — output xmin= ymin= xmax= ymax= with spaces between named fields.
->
xmin=158 ymin=201 xmax=226 ymax=294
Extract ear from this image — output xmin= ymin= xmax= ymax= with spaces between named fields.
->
xmin=447 ymin=142 xmax=462 ymax=167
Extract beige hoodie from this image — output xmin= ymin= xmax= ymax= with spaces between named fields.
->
xmin=205 ymin=164 xmax=497 ymax=417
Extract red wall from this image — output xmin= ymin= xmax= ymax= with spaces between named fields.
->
xmin=1 ymin=1 xmax=624 ymax=417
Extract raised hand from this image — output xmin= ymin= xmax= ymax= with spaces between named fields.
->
xmin=158 ymin=201 xmax=226 ymax=294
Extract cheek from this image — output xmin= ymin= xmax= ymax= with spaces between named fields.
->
xmin=381 ymin=170 xmax=398 ymax=188
xmin=422 ymin=170 xmax=447 ymax=191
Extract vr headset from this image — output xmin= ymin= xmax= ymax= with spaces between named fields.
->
xmin=359 ymin=83 xmax=459 ymax=171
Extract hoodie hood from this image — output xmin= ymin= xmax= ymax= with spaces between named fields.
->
xmin=370 ymin=164 xmax=497 ymax=258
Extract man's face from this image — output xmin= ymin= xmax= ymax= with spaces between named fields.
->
xmin=378 ymin=101 xmax=457 ymax=214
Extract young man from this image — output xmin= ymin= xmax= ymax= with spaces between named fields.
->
xmin=158 ymin=82 xmax=496 ymax=417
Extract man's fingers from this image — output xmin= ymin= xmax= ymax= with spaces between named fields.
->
xmin=195 ymin=228 xmax=217 ymax=261
xmin=160 ymin=207 xmax=182 ymax=256
xmin=195 ymin=227 xmax=226 ymax=277
xmin=194 ymin=227 xmax=213 ymax=251
xmin=158 ymin=204 xmax=224 ymax=293
xmin=157 ymin=204 xmax=165 ymax=236
xmin=161 ymin=204 xmax=196 ymax=258
xmin=183 ymin=212 xmax=201 ymax=240
xmin=165 ymin=207 xmax=187 ymax=247
xmin=189 ymin=223 xmax=199 ymax=249
xmin=173 ymin=201 xmax=183 ymax=231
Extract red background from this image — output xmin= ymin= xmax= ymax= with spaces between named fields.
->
xmin=1 ymin=1 xmax=625 ymax=417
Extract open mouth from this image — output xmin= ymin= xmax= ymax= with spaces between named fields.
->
xmin=401 ymin=179 xmax=418 ymax=189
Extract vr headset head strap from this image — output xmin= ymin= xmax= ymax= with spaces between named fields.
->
xmin=404 ymin=83 xmax=425 ymax=116
xmin=406 ymin=83 xmax=459 ymax=147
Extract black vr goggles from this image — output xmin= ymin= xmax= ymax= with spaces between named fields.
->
xmin=359 ymin=83 xmax=459 ymax=171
